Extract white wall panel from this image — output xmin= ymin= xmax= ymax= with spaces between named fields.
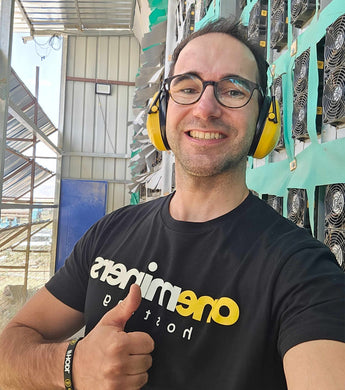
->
xmin=62 ymin=34 xmax=140 ymax=212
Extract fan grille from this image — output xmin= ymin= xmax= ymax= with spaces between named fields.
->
xmin=267 ymin=195 xmax=283 ymax=215
xmin=324 ymin=229 xmax=345 ymax=271
xmin=325 ymin=183 xmax=345 ymax=228
xmin=291 ymin=0 xmax=317 ymax=28
xmin=248 ymin=2 xmax=262 ymax=37
xmin=288 ymin=189 xmax=308 ymax=227
xmin=292 ymin=50 xmax=310 ymax=139
xmin=273 ymin=76 xmax=285 ymax=149
xmin=270 ymin=0 xmax=288 ymax=51
xmin=293 ymin=91 xmax=308 ymax=138
xmin=295 ymin=49 xmax=310 ymax=79
xmin=291 ymin=0 xmax=305 ymax=26
xmin=322 ymin=15 xmax=345 ymax=125
xmin=322 ymin=67 xmax=345 ymax=125
xmin=324 ymin=15 xmax=345 ymax=72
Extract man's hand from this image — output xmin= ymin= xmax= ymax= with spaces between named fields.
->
xmin=73 ymin=284 xmax=154 ymax=389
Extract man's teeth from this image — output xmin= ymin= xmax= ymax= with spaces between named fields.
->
xmin=189 ymin=130 xmax=225 ymax=140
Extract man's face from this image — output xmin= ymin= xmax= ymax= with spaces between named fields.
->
xmin=166 ymin=33 xmax=260 ymax=178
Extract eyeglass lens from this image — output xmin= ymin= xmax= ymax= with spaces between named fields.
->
xmin=169 ymin=74 xmax=254 ymax=108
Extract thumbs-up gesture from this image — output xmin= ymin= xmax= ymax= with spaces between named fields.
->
xmin=72 ymin=284 xmax=154 ymax=389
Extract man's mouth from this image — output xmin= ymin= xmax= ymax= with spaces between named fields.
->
xmin=189 ymin=130 xmax=226 ymax=140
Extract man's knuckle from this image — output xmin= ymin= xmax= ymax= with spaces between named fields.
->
xmin=111 ymin=334 xmax=128 ymax=354
xmin=135 ymin=372 xmax=149 ymax=388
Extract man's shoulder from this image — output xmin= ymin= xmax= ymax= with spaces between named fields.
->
xmin=114 ymin=194 xmax=169 ymax=215
xmin=99 ymin=194 xmax=170 ymax=226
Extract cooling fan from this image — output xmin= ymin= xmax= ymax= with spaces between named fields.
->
xmin=324 ymin=230 xmax=345 ymax=271
xmin=273 ymin=75 xmax=285 ymax=150
xmin=322 ymin=67 xmax=345 ymax=125
xmin=325 ymin=183 xmax=345 ymax=229
xmin=291 ymin=0 xmax=317 ymax=28
xmin=292 ymin=49 xmax=310 ymax=140
xmin=266 ymin=195 xmax=284 ymax=215
xmin=323 ymin=183 xmax=345 ymax=271
xmin=287 ymin=188 xmax=310 ymax=230
xmin=324 ymin=14 xmax=345 ymax=72
xmin=248 ymin=0 xmax=267 ymax=56
xmin=323 ymin=15 xmax=345 ymax=126
xmin=270 ymin=0 xmax=288 ymax=51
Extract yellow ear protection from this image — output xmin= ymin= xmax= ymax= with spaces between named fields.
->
xmin=248 ymin=95 xmax=281 ymax=159
xmin=147 ymin=87 xmax=281 ymax=158
xmin=147 ymin=89 xmax=170 ymax=151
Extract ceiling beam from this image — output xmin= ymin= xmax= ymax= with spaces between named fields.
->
xmin=15 ymin=0 xmax=34 ymax=34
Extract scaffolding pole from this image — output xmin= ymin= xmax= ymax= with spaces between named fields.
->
xmin=0 ymin=0 xmax=15 ymax=208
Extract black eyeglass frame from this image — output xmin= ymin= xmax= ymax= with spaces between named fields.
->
xmin=163 ymin=73 xmax=265 ymax=109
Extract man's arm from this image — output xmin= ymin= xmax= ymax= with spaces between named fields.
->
xmin=0 ymin=287 xmax=84 ymax=389
xmin=283 ymin=339 xmax=345 ymax=390
xmin=0 ymin=284 xmax=154 ymax=390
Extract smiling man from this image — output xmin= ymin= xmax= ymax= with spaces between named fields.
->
xmin=0 ymin=18 xmax=344 ymax=390
xmin=166 ymin=32 xmax=261 ymax=221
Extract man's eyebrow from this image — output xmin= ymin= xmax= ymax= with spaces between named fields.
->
xmin=182 ymin=71 xmax=256 ymax=83
xmin=173 ymin=71 xmax=258 ymax=87
xmin=221 ymin=74 xmax=257 ymax=83
xmin=176 ymin=71 xmax=201 ymax=78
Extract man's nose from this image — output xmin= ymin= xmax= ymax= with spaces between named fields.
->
xmin=192 ymin=84 xmax=222 ymax=120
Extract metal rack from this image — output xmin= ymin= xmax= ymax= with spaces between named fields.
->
xmin=0 ymin=66 xmax=60 ymax=311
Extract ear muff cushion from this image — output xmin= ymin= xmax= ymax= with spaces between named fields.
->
xmin=146 ymin=91 xmax=170 ymax=151
xmin=249 ymin=97 xmax=281 ymax=159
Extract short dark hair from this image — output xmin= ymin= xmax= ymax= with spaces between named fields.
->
xmin=169 ymin=17 xmax=268 ymax=96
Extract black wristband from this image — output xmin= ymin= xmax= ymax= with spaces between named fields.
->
xmin=64 ymin=337 xmax=83 ymax=390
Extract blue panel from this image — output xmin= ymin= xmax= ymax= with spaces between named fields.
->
xmin=55 ymin=179 xmax=107 ymax=271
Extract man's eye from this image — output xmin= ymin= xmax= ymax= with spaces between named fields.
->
xmin=181 ymin=88 xmax=198 ymax=94
xmin=230 ymin=89 xmax=243 ymax=95
xmin=221 ymin=88 xmax=245 ymax=98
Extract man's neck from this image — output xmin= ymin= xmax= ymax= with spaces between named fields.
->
xmin=169 ymin=169 xmax=249 ymax=222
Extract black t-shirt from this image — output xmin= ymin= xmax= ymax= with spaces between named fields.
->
xmin=46 ymin=193 xmax=345 ymax=389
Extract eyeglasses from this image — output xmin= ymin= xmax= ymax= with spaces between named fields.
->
xmin=164 ymin=73 xmax=264 ymax=109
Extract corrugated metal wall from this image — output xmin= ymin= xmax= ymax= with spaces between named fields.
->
xmin=61 ymin=35 xmax=140 ymax=212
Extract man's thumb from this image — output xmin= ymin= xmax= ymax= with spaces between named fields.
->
xmin=101 ymin=284 xmax=142 ymax=330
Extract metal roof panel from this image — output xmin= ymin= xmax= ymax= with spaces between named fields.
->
xmin=14 ymin=0 xmax=136 ymax=34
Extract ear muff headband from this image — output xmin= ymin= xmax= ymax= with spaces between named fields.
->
xmin=249 ymin=96 xmax=281 ymax=159
xmin=147 ymin=90 xmax=170 ymax=151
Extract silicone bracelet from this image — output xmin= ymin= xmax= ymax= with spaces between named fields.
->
xmin=64 ymin=337 xmax=83 ymax=390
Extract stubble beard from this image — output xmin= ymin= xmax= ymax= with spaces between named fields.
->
xmin=167 ymin=116 xmax=255 ymax=178
xmin=175 ymin=150 xmax=248 ymax=178
xmin=171 ymin=131 xmax=252 ymax=178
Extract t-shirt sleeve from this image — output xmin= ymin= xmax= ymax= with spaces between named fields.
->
xmin=274 ymin=243 xmax=345 ymax=358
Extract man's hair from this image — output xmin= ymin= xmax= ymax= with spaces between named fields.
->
xmin=169 ymin=17 xmax=268 ymax=96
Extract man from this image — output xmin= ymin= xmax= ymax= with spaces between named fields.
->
xmin=0 ymin=18 xmax=344 ymax=390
